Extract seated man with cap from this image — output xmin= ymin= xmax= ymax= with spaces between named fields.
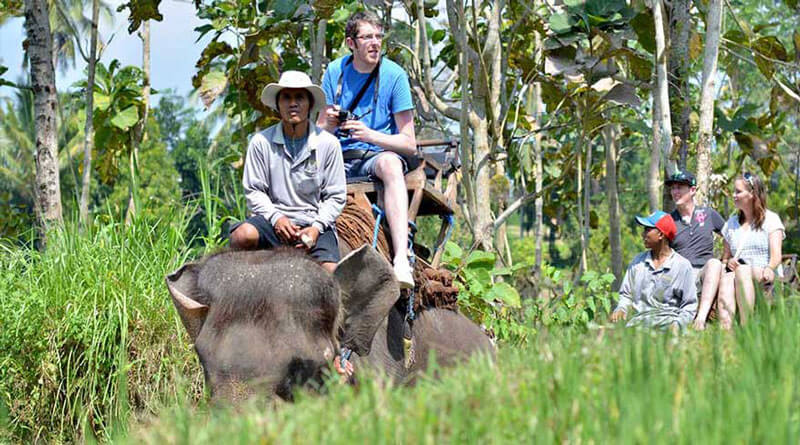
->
xmin=229 ymin=71 xmax=346 ymax=273
xmin=610 ymin=211 xmax=698 ymax=330
xmin=665 ymin=169 xmax=725 ymax=330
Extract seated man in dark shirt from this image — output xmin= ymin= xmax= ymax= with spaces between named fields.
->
xmin=665 ymin=169 xmax=725 ymax=330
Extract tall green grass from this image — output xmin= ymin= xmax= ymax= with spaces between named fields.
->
xmin=0 ymin=214 xmax=205 ymax=442
xmin=129 ymin=293 xmax=800 ymax=444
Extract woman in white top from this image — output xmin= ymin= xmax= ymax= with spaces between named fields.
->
xmin=717 ymin=172 xmax=785 ymax=328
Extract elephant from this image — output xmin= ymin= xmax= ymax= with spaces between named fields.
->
xmin=166 ymin=244 xmax=494 ymax=401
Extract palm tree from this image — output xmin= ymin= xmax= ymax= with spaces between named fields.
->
xmin=0 ymin=86 xmax=84 ymax=237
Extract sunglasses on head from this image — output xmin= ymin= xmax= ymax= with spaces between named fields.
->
xmin=743 ymin=171 xmax=755 ymax=188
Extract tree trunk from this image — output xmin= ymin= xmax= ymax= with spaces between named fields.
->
xmin=126 ymin=19 xmax=150 ymax=224
xmin=24 ymin=0 xmax=63 ymax=243
xmin=532 ymin=83 xmax=544 ymax=277
xmin=79 ymin=0 xmax=100 ymax=227
xmin=695 ymin=0 xmax=722 ymax=206
xmin=576 ymin=131 xmax=588 ymax=275
xmin=310 ymin=19 xmax=326 ymax=84
xmin=648 ymin=84 xmax=662 ymax=212
xmin=667 ymin=0 xmax=692 ymax=166
xmin=532 ymin=0 xmax=544 ymax=278
xmin=652 ymin=0 xmax=674 ymax=211
xmin=469 ymin=110 xmax=493 ymax=251
xmin=603 ymin=123 xmax=623 ymax=288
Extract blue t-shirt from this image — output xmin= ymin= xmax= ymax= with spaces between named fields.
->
xmin=322 ymin=55 xmax=414 ymax=152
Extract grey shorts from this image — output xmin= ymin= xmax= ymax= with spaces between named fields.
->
xmin=691 ymin=266 xmax=704 ymax=291
xmin=229 ymin=215 xmax=340 ymax=263
xmin=344 ymin=151 xmax=407 ymax=179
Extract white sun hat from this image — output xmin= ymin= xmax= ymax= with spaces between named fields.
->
xmin=260 ymin=71 xmax=327 ymax=118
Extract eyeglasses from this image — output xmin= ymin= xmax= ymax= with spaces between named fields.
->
xmin=356 ymin=33 xmax=384 ymax=42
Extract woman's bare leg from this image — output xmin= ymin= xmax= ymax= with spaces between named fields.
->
xmin=717 ymin=271 xmax=736 ymax=330
xmin=734 ymin=265 xmax=756 ymax=325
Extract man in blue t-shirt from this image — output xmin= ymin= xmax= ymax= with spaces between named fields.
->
xmin=665 ymin=169 xmax=725 ymax=330
xmin=318 ymin=10 xmax=417 ymax=289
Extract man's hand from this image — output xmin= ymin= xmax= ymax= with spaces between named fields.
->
xmin=610 ymin=309 xmax=627 ymax=323
xmin=339 ymin=119 xmax=376 ymax=144
xmin=273 ymin=216 xmax=299 ymax=244
xmin=323 ymin=105 xmax=342 ymax=130
xmin=296 ymin=226 xmax=320 ymax=250
xmin=333 ymin=355 xmax=354 ymax=379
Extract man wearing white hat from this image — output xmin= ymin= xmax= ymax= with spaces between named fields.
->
xmin=230 ymin=71 xmax=346 ymax=273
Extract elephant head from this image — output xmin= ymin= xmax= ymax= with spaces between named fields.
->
xmin=166 ymin=245 xmax=400 ymax=401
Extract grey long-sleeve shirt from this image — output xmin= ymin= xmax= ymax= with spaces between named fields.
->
xmin=615 ymin=250 xmax=697 ymax=329
xmin=242 ymin=123 xmax=346 ymax=232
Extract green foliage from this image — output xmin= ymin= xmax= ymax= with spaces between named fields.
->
xmin=117 ymin=0 xmax=163 ymax=33
xmin=0 ymin=217 xmax=203 ymax=443
xmin=154 ymin=93 xmax=246 ymax=247
xmin=191 ymin=0 xmax=350 ymax=144
xmin=442 ymin=242 xmax=531 ymax=342
xmin=74 ymin=59 xmax=148 ymax=185
xmin=105 ymin=125 xmax=182 ymax=223
xmin=532 ymin=264 xmax=615 ymax=327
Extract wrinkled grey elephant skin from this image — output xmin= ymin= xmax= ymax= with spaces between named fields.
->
xmin=166 ymin=245 xmax=494 ymax=401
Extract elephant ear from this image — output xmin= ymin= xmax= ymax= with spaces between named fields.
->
xmin=334 ymin=245 xmax=400 ymax=356
xmin=166 ymin=262 xmax=210 ymax=342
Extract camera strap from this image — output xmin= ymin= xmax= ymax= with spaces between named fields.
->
xmin=335 ymin=55 xmax=381 ymax=114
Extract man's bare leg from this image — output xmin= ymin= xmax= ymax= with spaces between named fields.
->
xmin=321 ymin=262 xmax=337 ymax=274
xmin=373 ymin=154 xmax=413 ymax=288
xmin=694 ymin=259 xmax=722 ymax=330
xmin=230 ymin=223 xmax=260 ymax=250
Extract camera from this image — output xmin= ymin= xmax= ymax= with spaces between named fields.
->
xmin=336 ymin=110 xmax=356 ymax=138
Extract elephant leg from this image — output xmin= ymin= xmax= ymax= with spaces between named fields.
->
xmin=351 ymin=306 xmax=408 ymax=382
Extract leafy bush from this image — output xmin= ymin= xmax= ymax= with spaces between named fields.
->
xmin=442 ymin=242 xmax=616 ymax=343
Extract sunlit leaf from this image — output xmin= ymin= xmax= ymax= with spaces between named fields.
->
xmin=487 ymin=282 xmax=521 ymax=308
xmin=549 ymin=12 xmax=575 ymax=35
xmin=602 ymin=83 xmax=641 ymax=107
xmin=94 ymin=93 xmax=111 ymax=111
xmin=466 ymin=250 xmax=496 ymax=269
xmin=198 ymin=71 xmax=228 ymax=110
xmin=110 ymin=105 xmax=139 ymax=131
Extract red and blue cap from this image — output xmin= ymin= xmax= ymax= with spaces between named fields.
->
xmin=635 ymin=210 xmax=677 ymax=241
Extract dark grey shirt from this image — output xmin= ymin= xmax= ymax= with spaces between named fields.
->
xmin=669 ymin=206 xmax=725 ymax=268
xmin=615 ymin=250 xmax=697 ymax=329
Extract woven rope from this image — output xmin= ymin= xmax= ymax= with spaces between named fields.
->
xmin=335 ymin=196 xmax=459 ymax=311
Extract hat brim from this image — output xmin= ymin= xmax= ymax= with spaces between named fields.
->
xmin=260 ymin=83 xmax=327 ymax=119
xmin=635 ymin=216 xmax=656 ymax=228
xmin=664 ymin=179 xmax=694 ymax=186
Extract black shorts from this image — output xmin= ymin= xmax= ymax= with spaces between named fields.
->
xmin=230 ymin=215 xmax=340 ymax=263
